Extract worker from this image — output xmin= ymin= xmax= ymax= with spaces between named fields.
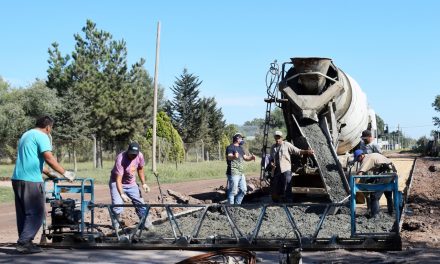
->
xmin=109 ymin=142 xmax=152 ymax=230
xmin=225 ymin=133 xmax=256 ymax=204
xmin=359 ymin=130 xmax=382 ymax=154
xmin=269 ymin=131 xmax=314 ymax=203
xmin=358 ymin=129 xmax=382 ymax=212
xmin=354 ymin=149 xmax=396 ymax=218
xmin=12 ymin=115 xmax=75 ymax=254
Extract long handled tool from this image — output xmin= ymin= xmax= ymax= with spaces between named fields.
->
xmin=153 ymin=171 xmax=183 ymax=239
xmin=153 ymin=172 xmax=165 ymax=204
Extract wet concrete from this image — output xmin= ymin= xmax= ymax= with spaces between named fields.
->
xmin=300 ymin=122 xmax=347 ymax=202
xmin=141 ymin=204 xmax=396 ymax=241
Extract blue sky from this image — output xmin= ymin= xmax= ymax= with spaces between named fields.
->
xmin=1 ymin=1 xmax=438 ymax=139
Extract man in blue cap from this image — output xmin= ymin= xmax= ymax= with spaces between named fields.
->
xmin=354 ymin=149 xmax=396 ymax=218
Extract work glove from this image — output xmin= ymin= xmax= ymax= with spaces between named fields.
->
xmin=120 ymin=193 xmax=131 ymax=203
xmin=142 ymin=183 xmax=150 ymax=193
xmin=63 ymin=170 xmax=75 ymax=182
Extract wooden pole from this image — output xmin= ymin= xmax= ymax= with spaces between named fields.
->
xmin=152 ymin=21 xmax=161 ymax=173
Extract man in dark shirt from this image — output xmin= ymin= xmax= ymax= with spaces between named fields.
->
xmin=225 ymin=133 xmax=255 ymax=204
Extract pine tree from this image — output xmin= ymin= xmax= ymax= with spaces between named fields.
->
xmin=46 ymin=20 xmax=160 ymax=167
xmin=168 ymin=68 xmax=202 ymax=146
xmin=199 ymin=97 xmax=226 ymax=159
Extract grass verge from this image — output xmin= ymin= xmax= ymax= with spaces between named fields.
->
xmin=0 ymin=187 xmax=14 ymax=203
xmin=0 ymin=160 xmax=260 ymax=185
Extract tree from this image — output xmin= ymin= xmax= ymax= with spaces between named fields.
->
xmin=241 ymin=107 xmax=287 ymax=156
xmin=167 ymin=69 xmax=226 ymax=160
xmin=0 ymin=80 xmax=59 ymax=161
xmin=146 ymin=112 xmax=184 ymax=163
xmin=416 ymin=136 xmax=429 ymax=153
xmin=46 ymin=20 xmax=161 ymax=167
xmin=47 ymin=42 xmax=72 ymax=97
xmin=223 ymin=124 xmax=239 ymax=140
xmin=168 ymin=68 xmax=202 ymax=154
xmin=199 ymin=97 xmax=226 ymax=159
xmin=243 ymin=118 xmax=265 ymax=129
xmin=376 ymin=114 xmax=385 ymax=137
xmin=433 ymin=95 xmax=440 ymax=128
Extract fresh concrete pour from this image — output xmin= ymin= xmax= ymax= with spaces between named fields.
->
xmin=300 ymin=121 xmax=348 ymax=202
xmin=139 ymin=205 xmax=395 ymax=241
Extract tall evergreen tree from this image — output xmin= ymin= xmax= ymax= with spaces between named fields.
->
xmin=433 ymin=95 xmax=440 ymax=129
xmin=199 ymin=97 xmax=226 ymax=158
xmin=168 ymin=69 xmax=226 ymax=160
xmin=46 ymin=20 xmax=161 ymax=167
xmin=168 ymin=68 xmax=202 ymax=146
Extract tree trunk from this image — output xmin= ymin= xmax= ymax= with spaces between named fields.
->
xmin=73 ymin=143 xmax=77 ymax=173
xmin=158 ymin=138 xmax=161 ymax=163
xmin=218 ymin=141 xmax=221 ymax=161
xmin=96 ymin=137 xmax=103 ymax=169
xmin=201 ymin=139 xmax=204 ymax=162
xmin=99 ymin=139 xmax=103 ymax=168
xmin=92 ymin=134 xmax=97 ymax=168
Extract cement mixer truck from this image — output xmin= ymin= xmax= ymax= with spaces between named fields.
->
xmin=262 ymin=57 xmax=377 ymax=203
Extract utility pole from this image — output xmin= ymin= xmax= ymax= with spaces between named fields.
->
xmin=152 ymin=21 xmax=161 ymax=173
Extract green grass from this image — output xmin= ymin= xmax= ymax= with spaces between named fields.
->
xmin=0 ymin=160 xmax=260 ymax=185
xmin=0 ymin=163 xmax=15 ymax=179
xmin=0 ymin=187 xmax=14 ymax=203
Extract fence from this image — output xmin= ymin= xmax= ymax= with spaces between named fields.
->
xmin=0 ymin=138 xmax=232 ymax=165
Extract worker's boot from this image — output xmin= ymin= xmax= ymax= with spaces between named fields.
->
xmin=143 ymin=215 xmax=155 ymax=231
xmin=16 ymin=241 xmax=43 ymax=254
xmin=112 ymin=214 xmax=121 ymax=230
xmin=386 ymin=192 xmax=394 ymax=215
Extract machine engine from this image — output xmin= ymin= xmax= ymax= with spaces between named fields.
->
xmin=50 ymin=198 xmax=82 ymax=226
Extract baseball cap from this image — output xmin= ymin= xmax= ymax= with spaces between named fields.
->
xmin=127 ymin=142 xmax=140 ymax=155
xmin=274 ymin=130 xmax=283 ymax=137
xmin=353 ymin=149 xmax=363 ymax=161
xmin=361 ymin=130 xmax=372 ymax=138
xmin=232 ymin=133 xmax=245 ymax=142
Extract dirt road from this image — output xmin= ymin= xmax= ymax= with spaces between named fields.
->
xmin=401 ymin=156 xmax=440 ymax=248
xmin=0 ymin=153 xmax=439 ymax=263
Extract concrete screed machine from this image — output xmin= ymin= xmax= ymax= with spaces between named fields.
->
xmin=40 ymin=57 xmax=403 ymax=263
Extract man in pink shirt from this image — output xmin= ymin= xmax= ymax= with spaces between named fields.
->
xmin=109 ymin=142 xmax=152 ymax=229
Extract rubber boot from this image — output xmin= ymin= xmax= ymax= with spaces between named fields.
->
xmin=385 ymin=191 xmax=393 ymax=215
xmin=144 ymin=216 xmax=155 ymax=231
xmin=112 ymin=214 xmax=121 ymax=229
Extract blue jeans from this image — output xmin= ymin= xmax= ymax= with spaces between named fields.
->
xmin=109 ymin=182 xmax=146 ymax=217
xmin=227 ymin=174 xmax=247 ymax=204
